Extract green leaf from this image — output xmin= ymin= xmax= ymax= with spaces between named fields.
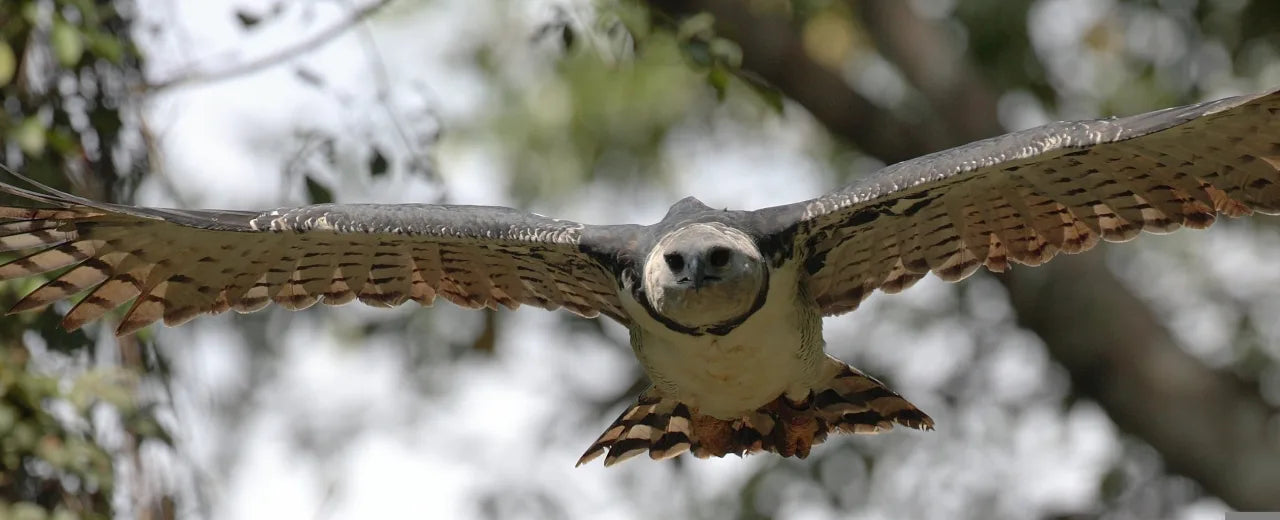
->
xmin=10 ymin=502 xmax=49 ymax=520
xmin=12 ymin=117 xmax=46 ymax=155
xmin=50 ymin=507 xmax=77 ymax=520
xmin=20 ymin=2 xmax=39 ymax=22
xmin=0 ymin=42 xmax=15 ymax=87
xmin=125 ymin=411 xmax=172 ymax=445
xmin=47 ymin=128 xmax=79 ymax=155
xmin=10 ymin=422 xmax=37 ymax=450
xmin=235 ymin=10 xmax=263 ymax=28
xmin=52 ymin=21 xmax=85 ymax=67
xmin=69 ymin=370 xmax=134 ymax=411
xmin=560 ymin=24 xmax=576 ymax=49
xmin=0 ymin=404 xmax=16 ymax=434
xmin=707 ymin=66 xmax=730 ymax=100
xmin=609 ymin=4 xmax=649 ymax=40
xmin=84 ymin=31 xmax=125 ymax=64
xmin=681 ymin=39 xmax=713 ymax=68
xmin=739 ymin=71 xmax=785 ymax=114
xmin=369 ymin=148 xmax=389 ymax=177
xmin=36 ymin=434 xmax=68 ymax=468
xmin=676 ymin=12 xmax=716 ymax=41
xmin=709 ymin=38 xmax=742 ymax=69
xmin=305 ymin=176 xmax=333 ymax=204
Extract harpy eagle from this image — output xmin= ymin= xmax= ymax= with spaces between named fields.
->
xmin=1 ymin=89 xmax=1278 ymax=466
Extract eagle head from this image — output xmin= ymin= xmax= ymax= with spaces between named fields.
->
xmin=642 ymin=223 xmax=767 ymax=328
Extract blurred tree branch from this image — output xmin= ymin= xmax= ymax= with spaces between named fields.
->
xmin=144 ymin=0 xmax=395 ymax=92
xmin=645 ymin=0 xmax=953 ymax=164
xmin=853 ymin=1 xmax=1003 ymax=146
xmin=643 ymin=0 xmax=1280 ymax=510
xmin=1006 ymin=248 xmax=1280 ymax=509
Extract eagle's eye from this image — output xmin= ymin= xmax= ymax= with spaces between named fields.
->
xmin=707 ymin=246 xmax=731 ymax=268
xmin=664 ymin=252 xmax=685 ymax=273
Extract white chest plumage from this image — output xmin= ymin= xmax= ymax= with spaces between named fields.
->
xmin=622 ymin=260 xmax=826 ymax=419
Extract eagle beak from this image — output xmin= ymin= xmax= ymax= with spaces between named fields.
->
xmin=688 ymin=257 xmax=707 ymax=289
xmin=691 ymin=257 xmax=721 ymax=290
xmin=676 ymin=257 xmax=719 ymax=290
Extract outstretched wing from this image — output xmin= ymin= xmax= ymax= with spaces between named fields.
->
xmin=0 ymin=177 xmax=633 ymax=335
xmin=757 ymin=88 xmax=1280 ymax=316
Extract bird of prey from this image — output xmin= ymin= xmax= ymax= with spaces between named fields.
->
xmin=1 ymin=89 xmax=1278 ymax=467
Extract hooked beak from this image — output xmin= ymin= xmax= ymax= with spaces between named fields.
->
xmin=682 ymin=257 xmax=715 ymax=290
xmin=690 ymin=257 xmax=705 ymax=289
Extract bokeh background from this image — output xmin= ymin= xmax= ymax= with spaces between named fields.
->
xmin=2 ymin=0 xmax=1280 ymax=518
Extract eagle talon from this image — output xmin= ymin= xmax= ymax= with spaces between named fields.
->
xmin=783 ymin=391 xmax=814 ymax=410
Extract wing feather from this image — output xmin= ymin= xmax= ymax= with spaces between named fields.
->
xmin=0 ymin=176 xmax=632 ymax=334
xmin=758 ymin=88 xmax=1280 ymax=316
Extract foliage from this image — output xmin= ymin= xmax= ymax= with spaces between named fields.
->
xmin=0 ymin=0 xmax=142 ymax=186
xmin=0 ymin=341 xmax=121 ymax=520
xmin=457 ymin=1 xmax=789 ymax=205
xmin=0 ymin=0 xmax=158 ymax=518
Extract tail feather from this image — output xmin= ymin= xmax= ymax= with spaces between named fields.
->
xmin=577 ymin=357 xmax=933 ymax=467
xmin=576 ymin=393 xmax=696 ymax=466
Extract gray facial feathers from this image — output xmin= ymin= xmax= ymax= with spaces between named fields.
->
xmin=615 ymin=200 xmax=780 ymax=335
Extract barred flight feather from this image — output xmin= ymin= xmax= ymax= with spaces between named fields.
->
xmin=0 ymin=179 xmax=628 ymax=335
xmin=777 ymin=89 xmax=1280 ymax=316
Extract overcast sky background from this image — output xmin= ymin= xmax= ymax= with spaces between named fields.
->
xmin=112 ymin=0 xmax=1278 ymax=518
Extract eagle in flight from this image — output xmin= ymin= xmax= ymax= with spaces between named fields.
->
xmin=1 ymin=89 xmax=1278 ymax=466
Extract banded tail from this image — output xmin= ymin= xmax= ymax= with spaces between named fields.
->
xmin=576 ymin=357 xmax=934 ymax=466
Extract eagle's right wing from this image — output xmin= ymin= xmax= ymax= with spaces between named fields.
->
xmin=753 ymin=88 xmax=1280 ymax=316
xmin=0 ymin=175 xmax=638 ymax=335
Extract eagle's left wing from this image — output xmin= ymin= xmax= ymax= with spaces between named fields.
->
xmin=0 ymin=175 xmax=636 ymax=335
xmin=755 ymin=88 xmax=1280 ymax=316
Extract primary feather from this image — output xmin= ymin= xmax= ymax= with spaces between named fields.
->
xmin=754 ymin=88 xmax=1280 ymax=316
xmin=0 ymin=176 xmax=629 ymax=334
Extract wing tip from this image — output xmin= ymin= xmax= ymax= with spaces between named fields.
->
xmin=0 ymin=164 xmax=85 ymax=207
